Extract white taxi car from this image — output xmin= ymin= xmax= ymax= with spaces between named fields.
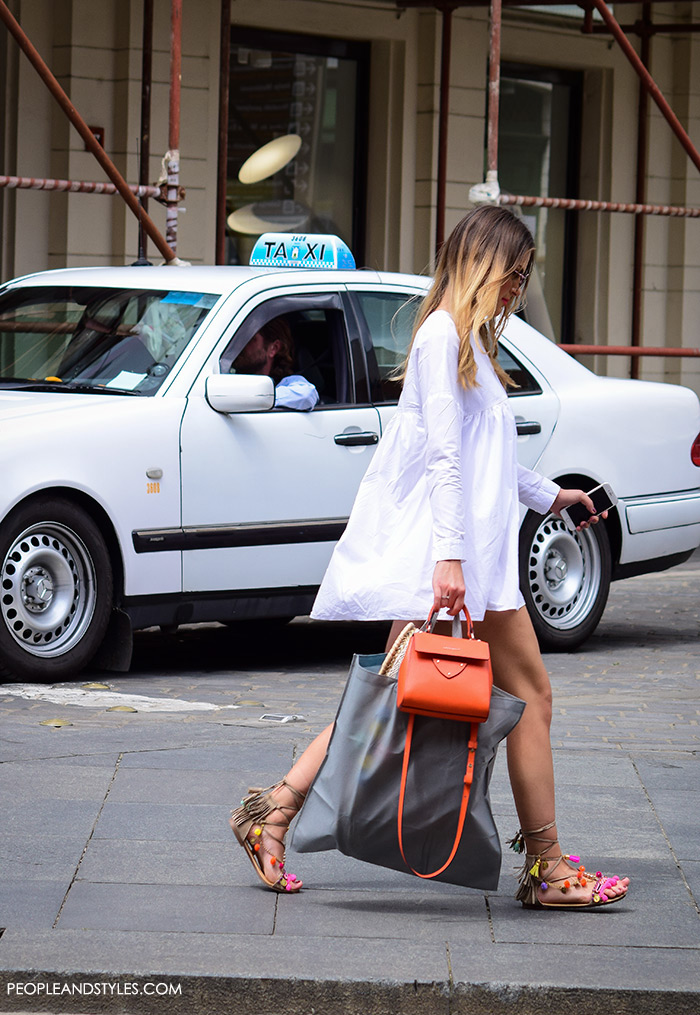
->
xmin=1 ymin=234 xmax=699 ymax=680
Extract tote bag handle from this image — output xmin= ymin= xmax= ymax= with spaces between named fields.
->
xmin=397 ymin=715 xmax=479 ymax=879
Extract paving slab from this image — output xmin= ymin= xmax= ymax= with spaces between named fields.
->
xmin=116 ymin=737 xmax=297 ymax=771
xmin=103 ymin=767 xmax=244 ymax=806
xmin=91 ymin=802 xmax=231 ymax=843
xmin=0 ymin=837 xmax=90 ymax=882
xmin=273 ymin=886 xmax=494 ymax=942
xmin=56 ymin=883 xmax=274 ymax=935
xmin=2 ymin=799 xmax=101 ymax=839
xmin=74 ymin=839 xmax=242 ymax=888
xmin=0 ymin=881 xmax=67 ymax=930
xmin=0 ymin=763 xmax=115 ymax=801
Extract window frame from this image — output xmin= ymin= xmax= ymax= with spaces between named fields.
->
xmin=219 ymin=292 xmax=358 ymax=408
xmin=221 ymin=26 xmax=370 ymax=264
xmin=498 ymin=62 xmax=583 ymax=342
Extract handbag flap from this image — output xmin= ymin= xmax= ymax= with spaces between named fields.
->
xmin=412 ymin=630 xmax=491 ymax=662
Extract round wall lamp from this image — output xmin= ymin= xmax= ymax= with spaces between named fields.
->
xmin=238 ymin=134 xmax=302 ymax=185
xmin=227 ymin=200 xmax=309 ymax=235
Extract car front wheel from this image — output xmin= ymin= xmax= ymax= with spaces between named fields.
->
xmin=0 ymin=498 xmax=113 ymax=680
xmin=519 ymin=510 xmax=611 ymax=651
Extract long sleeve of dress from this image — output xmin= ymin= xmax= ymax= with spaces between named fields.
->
xmin=517 ymin=463 xmax=559 ymax=514
xmin=415 ymin=330 xmax=466 ymax=561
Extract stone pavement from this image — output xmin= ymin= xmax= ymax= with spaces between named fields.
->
xmin=0 ymin=551 xmax=698 ymax=1015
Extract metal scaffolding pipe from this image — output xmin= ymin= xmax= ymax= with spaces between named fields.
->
xmin=138 ymin=0 xmax=154 ymax=260
xmin=166 ymin=0 xmax=183 ymax=251
xmin=591 ymin=0 xmax=700 ymax=176
xmin=587 ymin=21 xmax=700 ymax=35
xmin=216 ymin=0 xmax=231 ymax=265
xmin=559 ymin=344 xmax=700 ymax=358
xmin=0 ymin=175 xmax=160 ymax=197
xmin=487 ymin=0 xmax=502 ymax=175
xmin=499 ymin=193 xmax=700 ymax=218
xmin=631 ymin=2 xmax=651 ymax=378
xmin=0 ymin=0 xmax=177 ymax=263
xmin=436 ymin=6 xmax=452 ymax=252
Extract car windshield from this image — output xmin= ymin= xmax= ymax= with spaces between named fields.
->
xmin=0 ymin=285 xmax=219 ymax=394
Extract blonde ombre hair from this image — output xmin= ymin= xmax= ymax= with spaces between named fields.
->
xmin=405 ymin=206 xmax=535 ymax=390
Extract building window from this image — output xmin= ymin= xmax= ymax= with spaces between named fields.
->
xmin=224 ymin=28 xmax=369 ymax=265
xmin=498 ymin=64 xmax=582 ymax=341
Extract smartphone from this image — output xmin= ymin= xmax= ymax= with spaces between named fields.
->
xmin=560 ymin=483 xmax=617 ymax=531
xmin=259 ymin=713 xmax=306 ymax=723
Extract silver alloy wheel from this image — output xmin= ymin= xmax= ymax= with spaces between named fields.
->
xmin=524 ymin=514 xmax=602 ymax=632
xmin=0 ymin=521 xmax=97 ymax=658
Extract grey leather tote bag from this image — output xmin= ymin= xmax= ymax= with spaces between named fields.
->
xmin=292 ymin=650 xmax=525 ymax=890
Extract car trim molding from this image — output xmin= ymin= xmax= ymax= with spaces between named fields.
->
xmin=623 ymin=489 xmax=700 ymax=534
xmin=132 ymin=518 xmax=349 ymax=553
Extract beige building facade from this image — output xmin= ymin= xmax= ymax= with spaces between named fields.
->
xmin=1 ymin=0 xmax=699 ymax=392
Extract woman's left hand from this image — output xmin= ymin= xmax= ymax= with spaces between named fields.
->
xmin=551 ymin=488 xmax=608 ymax=529
xmin=432 ymin=559 xmax=466 ymax=616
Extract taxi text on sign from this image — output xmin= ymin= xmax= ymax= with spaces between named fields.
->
xmin=249 ymin=233 xmax=356 ymax=270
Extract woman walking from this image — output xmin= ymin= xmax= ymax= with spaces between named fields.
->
xmin=230 ymin=205 xmax=629 ymax=909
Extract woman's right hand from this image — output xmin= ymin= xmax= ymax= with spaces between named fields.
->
xmin=432 ymin=559 xmax=465 ymax=616
xmin=551 ymin=488 xmax=608 ymax=529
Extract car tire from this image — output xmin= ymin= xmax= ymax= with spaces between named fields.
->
xmin=0 ymin=498 xmax=113 ymax=680
xmin=519 ymin=510 xmax=612 ymax=651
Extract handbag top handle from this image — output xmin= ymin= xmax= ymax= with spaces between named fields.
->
xmin=424 ymin=606 xmax=474 ymax=640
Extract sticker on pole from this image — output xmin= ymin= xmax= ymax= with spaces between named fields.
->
xmin=249 ymin=233 xmax=356 ymax=270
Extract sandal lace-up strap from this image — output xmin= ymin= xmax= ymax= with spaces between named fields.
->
xmin=508 ymin=820 xmax=561 ymax=906
xmin=507 ymin=819 xmax=557 ymax=855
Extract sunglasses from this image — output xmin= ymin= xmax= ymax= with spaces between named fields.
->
xmin=512 ymin=267 xmax=531 ymax=287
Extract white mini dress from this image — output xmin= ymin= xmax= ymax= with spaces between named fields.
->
xmin=311 ymin=310 xmax=559 ymax=622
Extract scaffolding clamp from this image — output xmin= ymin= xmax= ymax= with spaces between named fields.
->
xmin=469 ymin=170 xmax=501 ymax=205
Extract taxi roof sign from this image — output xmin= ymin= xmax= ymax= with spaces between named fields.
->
xmin=249 ymin=233 xmax=356 ymax=270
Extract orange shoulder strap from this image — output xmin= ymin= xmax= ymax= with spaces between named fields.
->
xmin=397 ymin=715 xmax=479 ymax=879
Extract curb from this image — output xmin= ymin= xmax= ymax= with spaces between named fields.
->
xmin=1 ymin=972 xmax=699 ymax=1015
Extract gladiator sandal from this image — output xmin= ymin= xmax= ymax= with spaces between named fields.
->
xmin=230 ymin=779 xmax=306 ymax=893
xmin=508 ymin=821 xmax=628 ymax=910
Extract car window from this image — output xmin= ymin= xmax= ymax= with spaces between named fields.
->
xmin=498 ymin=345 xmax=542 ymax=395
xmin=0 ymin=286 xmax=217 ymax=394
xmin=221 ymin=300 xmax=352 ymax=406
xmin=353 ymin=291 xmax=542 ymax=401
xmin=352 ymin=291 xmax=422 ymax=403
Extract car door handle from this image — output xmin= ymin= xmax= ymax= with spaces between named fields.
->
xmin=334 ymin=431 xmax=379 ymax=447
xmin=516 ymin=421 xmax=542 ymax=435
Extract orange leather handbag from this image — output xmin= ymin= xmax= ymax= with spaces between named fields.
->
xmin=397 ymin=608 xmax=492 ymax=721
xmin=396 ymin=608 xmax=493 ymax=879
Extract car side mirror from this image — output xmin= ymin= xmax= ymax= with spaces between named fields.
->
xmin=205 ymin=374 xmax=275 ymax=413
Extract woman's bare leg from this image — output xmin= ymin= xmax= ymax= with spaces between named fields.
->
xmin=233 ymin=621 xmax=412 ymax=880
xmin=473 ymin=606 xmax=628 ymax=903
xmin=285 ymin=723 xmax=334 ymax=794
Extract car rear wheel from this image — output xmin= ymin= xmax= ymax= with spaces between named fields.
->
xmin=519 ymin=510 xmax=611 ymax=651
xmin=0 ymin=498 xmax=113 ymax=680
